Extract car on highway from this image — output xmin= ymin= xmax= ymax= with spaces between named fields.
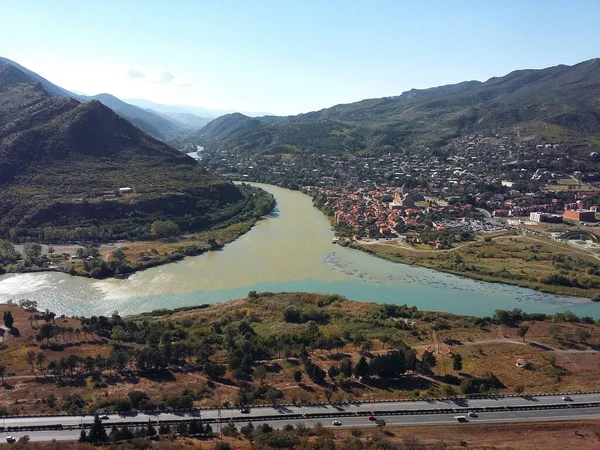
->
xmin=240 ymin=408 xmax=250 ymax=414
xmin=368 ymin=415 xmax=377 ymax=421
xmin=6 ymin=436 xmax=16 ymax=443
xmin=100 ymin=415 xmax=109 ymax=420
xmin=332 ymin=420 xmax=342 ymax=426
xmin=562 ymin=396 xmax=572 ymax=401
xmin=468 ymin=411 xmax=477 ymax=418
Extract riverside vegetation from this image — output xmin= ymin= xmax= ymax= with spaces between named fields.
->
xmin=0 ymin=293 xmax=599 ymax=419
xmin=354 ymin=233 xmax=600 ymax=300
xmin=0 ymin=183 xmax=275 ymax=278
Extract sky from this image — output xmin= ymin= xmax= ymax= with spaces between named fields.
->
xmin=1 ymin=0 xmax=599 ymax=116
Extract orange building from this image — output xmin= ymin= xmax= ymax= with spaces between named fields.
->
xmin=563 ymin=209 xmax=596 ymax=222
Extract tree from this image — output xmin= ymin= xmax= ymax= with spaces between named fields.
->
xmin=3 ymin=311 xmax=14 ymax=328
xmin=37 ymin=323 xmax=56 ymax=345
xmin=110 ymin=326 xmax=125 ymax=344
xmin=340 ymin=358 xmax=353 ymax=378
xmin=111 ymin=249 xmax=127 ymax=263
xmin=323 ymin=388 xmax=333 ymax=402
xmin=577 ymin=328 xmax=591 ymax=344
xmin=514 ymin=385 xmax=525 ymax=394
xmin=26 ymin=350 xmax=35 ymax=374
xmin=327 ymin=365 xmax=339 ymax=381
xmin=203 ymin=361 xmax=226 ymax=380
xmin=23 ymin=242 xmax=43 ymax=265
xmin=88 ymin=415 xmax=108 ymax=443
xmin=150 ymin=220 xmax=181 ymax=238
xmin=36 ymin=352 xmax=45 ymax=373
xmin=147 ymin=419 xmax=157 ymax=436
xmin=352 ymin=335 xmax=366 ymax=350
xmin=518 ymin=325 xmax=529 ymax=342
xmin=222 ymin=421 xmax=238 ymax=437
xmin=420 ymin=351 xmax=436 ymax=373
xmin=254 ymin=364 xmax=268 ymax=385
xmin=0 ymin=365 xmax=5 ymax=383
xmin=354 ymin=356 xmax=369 ymax=379
xmin=79 ymin=430 xmax=87 ymax=443
xmin=293 ymin=369 xmax=303 ymax=383
xmin=305 ymin=362 xmax=326 ymax=384
xmin=452 ymin=353 xmax=463 ymax=372
xmin=240 ymin=422 xmax=255 ymax=441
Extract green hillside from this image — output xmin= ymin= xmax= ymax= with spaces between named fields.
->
xmin=197 ymin=59 xmax=600 ymax=157
xmin=0 ymin=61 xmax=267 ymax=243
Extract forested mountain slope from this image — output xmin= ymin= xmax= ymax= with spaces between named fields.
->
xmin=0 ymin=61 xmax=252 ymax=242
xmin=198 ymin=59 xmax=600 ymax=156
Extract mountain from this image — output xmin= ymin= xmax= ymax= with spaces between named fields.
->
xmin=0 ymin=58 xmax=196 ymax=141
xmin=125 ymin=98 xmax=226 ymax=118
xmin=0 ymin=57 xmax=75 ymax=98
xmin=160 ymin=112 xmax=213 ymax=129
xmin=197 ymin=59 xmax=600 ymax=157
xmin=126 ymin=98 xmax=273 ymax=119
xmin=79 ymin=93 xmax=180 ymax=139
xmin=0 ymin=60 xmax=253 ymax=242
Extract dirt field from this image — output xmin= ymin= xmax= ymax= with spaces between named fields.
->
xmin=1 ymin=296 xmax=599 ymax=416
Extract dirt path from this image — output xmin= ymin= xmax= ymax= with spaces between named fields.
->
xmin=411 ymin=338 xmax=599 ymax=354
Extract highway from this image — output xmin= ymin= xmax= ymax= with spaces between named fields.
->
xmin=2 ymin=393 xmax=600 ymax=443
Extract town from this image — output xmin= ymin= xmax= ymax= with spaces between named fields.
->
xmin=199 ymin=132 xmax=600 ymax=246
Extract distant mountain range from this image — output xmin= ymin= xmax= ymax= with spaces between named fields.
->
xmin=0 ymin=57 xmax=212 ymax=142
xmin=0 ymin=59 xmax=248 ymax=242
xmin=196 ymin=58 xmax=600 ymax=158
xmin=125 ymin=98 xmax=273 ymax=120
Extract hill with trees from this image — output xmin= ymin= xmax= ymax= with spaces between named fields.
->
xmin=0 ymin=57 xmax=207 ymax=141
xmin=196 ymin=58 xmax=600 ymax=158
xmin=0 ymin=61 xmax=271 ymax=243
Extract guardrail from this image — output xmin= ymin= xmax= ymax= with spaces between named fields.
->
xmin=1 ymin=401 xmax=599 ymax=434
xmin=2 ymin=391 xmax=600 ymax=419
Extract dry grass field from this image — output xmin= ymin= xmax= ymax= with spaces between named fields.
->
xmin=0 ymin=293 xmax=599 ymax=417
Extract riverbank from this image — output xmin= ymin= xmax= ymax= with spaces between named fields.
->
xmin=0 ymin=184 xmax=276 ymax=280
xmin=352 ymin=234 xmax=600 ymax=301
xmin=1 ymin=182 xmax=597 ymax=319
xmin=304 ymin=190 xmax=600 ymax=301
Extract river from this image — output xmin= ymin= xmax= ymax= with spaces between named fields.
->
xmin=0 ymin=183 xmax=599 ymax=318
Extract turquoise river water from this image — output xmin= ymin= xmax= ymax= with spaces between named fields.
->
xmin=0 ymin=183 xmax=599 ymax=318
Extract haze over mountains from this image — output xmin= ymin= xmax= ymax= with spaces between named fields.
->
xmin=196 ymin=58 xmax=600 ymax=160
xmin=0 ymin=57 xmax=213 ymax=142
xmin=0 ymin=59 xmax=253 ymax=242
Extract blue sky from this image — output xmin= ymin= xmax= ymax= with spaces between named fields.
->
xmin=1 ymin=0 xmax=599 ymax=115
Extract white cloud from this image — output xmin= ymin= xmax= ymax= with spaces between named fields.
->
xmin=158 ymin=70 xmax=175 ymax=84
xmin=126 ymin=68 xmax=145 ymax=78
xmin=18 ymin=59 xmax=226 ymax=109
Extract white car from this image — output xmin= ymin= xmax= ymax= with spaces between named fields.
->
xmin=332 ymin=420 xmax=342 ymax=426
xmin=468 ymin=411 xmax=477 ymax=417
xmin=6 ymin=436 xmax=16 ymax=443
xmin=100 ymin=414 xmax=110 ymax=420
xmin=562 ymin=396 xmax=571 ymax=401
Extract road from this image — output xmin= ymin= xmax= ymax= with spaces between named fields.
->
xmin=3 ymin=405 xmax=600 ymax=443
xmin=2 ymin=393 xmax=600 ymax=442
